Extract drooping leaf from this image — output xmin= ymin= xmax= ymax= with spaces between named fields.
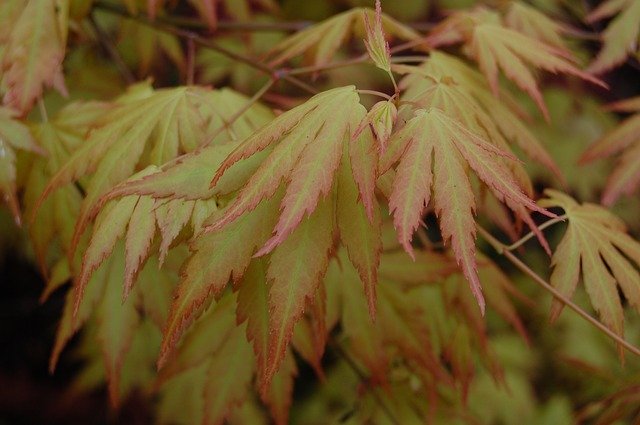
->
xmin=580 ymin=96 xmax=640 ymax=205
xmin=24 ymin=102 xmax=106 ymax=273
xmin=202 ymin=322 xmax=255 ymax=425
xmin=208 ymin=86 xmax=377 ymax=257
xmin=0 ymin=107 xmax=41 ymax=224
xmin=337 ymin=141 xmax=382 ymax=317
xmin=427 ymin=8 xmax=605 ymax=119
xmin=586 ymin=0 xmax=640 ymax=74
xmin=264 ymin=194 xmax=335 ymax=388
xmin=39 ymin=84 xmax=248 ymax=257
xmin=261 ymin=349 xmax=297 ymax=425
xmin=1 ymin=0 xmax=69 ymax=114
xmin=158 ymin=192 xmax=279 ymax=367
xmin=539 ymin=190 xmax=640 ymax=340
xmin=383 ymin=107 xmax=552 ymax=312
xmin=267 ymin=6 xmax=418 ymax=67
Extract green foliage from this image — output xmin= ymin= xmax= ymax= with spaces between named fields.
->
xmin=2 ymin=0 xmax=640 ymax=423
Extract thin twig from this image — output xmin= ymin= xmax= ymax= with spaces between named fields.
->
xmin=286 ymin=53 xmax=370 ymax=76
xmin=477 ymin=225 xmax=640 ymax=358
xmin=503 ymin=214 xmax=568 ymax=252
xmin=357 ymin=89 xmax=392 ymax=100
xmin=88 ymin=12 xmax=135 ymax=84
xmin=93 ymin=2 xmax=318 ymax=95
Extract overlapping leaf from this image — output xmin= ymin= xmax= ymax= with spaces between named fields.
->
xmin=38 ymin=84 xmax=254 ymax=256
xmin=267 ymin=6 xmax=418 ymax=67
xmin=580 ymin=96 xmax=640 ymax=205
xmin=0 ymin=0 xmax=69 ymax=114
xmin=66 ymin=88 xmax=274 ymax=343
xmin=153 ymin=86 xmax=381 ymax=388
xmin=398 ymin=51 xmax=563 ymax=181
xmin=539 ymin=190 xmax=640 ymax=340
xmin=427 ymin=8 xmax=604 ymax=119
xmin=586 ymin=0 xmax=640 ymax=74
xmin=381 ymin=107 xmax=552 ymax=312
xmin=23 ymin=101 xmax=108 ymax=275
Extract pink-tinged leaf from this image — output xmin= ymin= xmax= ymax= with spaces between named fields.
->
xmin=154 ymin=199 xmax=194 ymax=265
xmin=291 ymin=289 xmax=327 ymax=380
xmin=586 ymin=0 xmax=640 ymax=74
xmin=210 ymin=87 xmax=359 ymax=251
xmin=74 ymin=195 xmax=138 ymax=316
xmin=157 ymin=294 xmax=237 ymax=384
xmin=1 ymin=0 xmax=68 ymax=114
xmin=389 ymin=117 xmax=434 ymax=258
xmin=255 ymin=118 xmax=345 ymax=256
xmin=357 ymin=100 xmax=398 ymax=155
xmin=364 ymin=0 xmax=392 ymax=73
xmin=262 ymin=350 xmax=297 ymax=425
xmin=349 ymin=105 xmax=380 ymax=221
xmin=339 ymin=255 xmax=389 ymax=385
xmin=263 ymin=195 xmax=335 ymax=389
xmin=158 ymin=194 xmax=279 ymax=368
xmin=123 ymin=196 xmax=156 ymax=300
xmin=202 ymin=324 xmax=255 ymax=425
xmin=337 ymin=143 xmax=382 ymax=318
xmin=236 ymin=259 xmax=270 ymax=387
xmin=291 ymin=319 xmax=323 ymax=379
xmin=431 ymin=131 xmax=485 ymax=314
xmin=540 ymin=189 xmax=640 ymax=341
xmin=579 ymin=112 xmax=640 ymax=205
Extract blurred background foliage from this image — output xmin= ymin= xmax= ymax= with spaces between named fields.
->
xmin=2 ymin=0 xmax=640 ymax=423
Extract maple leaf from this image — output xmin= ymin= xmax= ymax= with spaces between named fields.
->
xmin=1 ymin=0 xmax=68 ymax=114
xmin=382 ymin=107 xmax=552 ymax=313
xmin=427 ymin=8 xmax=605 ymax=119
xmin=397 ymin=74 xmax=536 ymax=195
xmin=539 ymin=190 xmax=640 ymax=340
xmin=398 ymin=51 xmax=563 ymax=181
xmin=0 ymin=107 xmax=42 ymax=224
xmin=267 ymin=6 xmax=418 ymax=67
xmin=580 ymin=96 xmax=640 ymax=205
xmin=51 ymin=241 xmax=178 ymax=405
xmin=37 ymin=84 xmax=225 ymax=256
xmin=363 ymin=0 xmax=391 ymax=74
xmin=208 ymin=86 xmax=375 ymax=256
xmin=23 ymin=101 xmax=108 ymax=275
xmin=355 ymin=99 xmax=398 ymax=152
xmin=586 ymin=0 xmax=640 ymax=74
